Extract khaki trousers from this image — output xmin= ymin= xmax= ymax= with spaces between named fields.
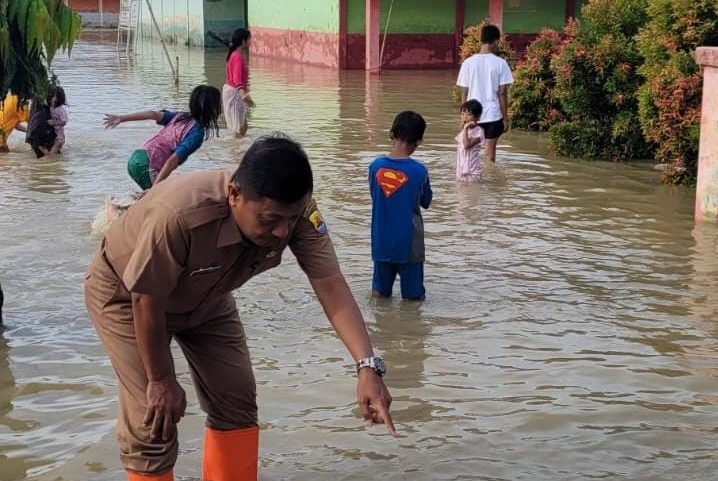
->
xmin=84 ymin=250 xmax=257 ymax=474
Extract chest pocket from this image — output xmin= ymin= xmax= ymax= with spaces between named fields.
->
xmin=251 ymin=251 xmax=283 ymax=277
xmin=217 ymin=249 xmax=284 ymax=294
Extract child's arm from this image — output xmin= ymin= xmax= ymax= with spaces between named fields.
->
xmin=153 ymin=154 xmax=179 ymax=185
xmin=462 ymin=123 xmax=482 ymax=150
xmin=103 ymin=111 xmax=164 ymax=129
xmin=242 ymin=93 xmax=255 ymax=108
xmin=151 ymin=124 xmax=204 ymax=187
xmin=420 ymin=174 xmax=432 ymax=209
xmin=49 ymin=138 xmax=63 ymax=154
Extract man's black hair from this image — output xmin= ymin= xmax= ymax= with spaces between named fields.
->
xmin=390 ymin=111 xmax=426 ymax=145
xmin=231 ymin=133 xmax=313 ymax=204
xmin=480 ymin=24 xmax=502 ymax=44
xmin=461 ymin=99 xmax=483 ymax=119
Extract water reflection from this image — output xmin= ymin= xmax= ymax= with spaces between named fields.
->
xmin=690 ymin=223 xmax=718 ymax=322
xmin=372 ymin=301 xmax=430 ymax=390
xmin=0 ymin=326 xmax=43 ymax=481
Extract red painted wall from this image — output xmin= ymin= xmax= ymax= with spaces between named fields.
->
xmin=251 ymin=27 xmax=341 ymax=68
xmin=506 ymin=33 xmax=539 ymax=59
xmin=346 ymin=33 xmax=457 ymax=70
xmin=67 ymin=0 xmax=119 ymax=13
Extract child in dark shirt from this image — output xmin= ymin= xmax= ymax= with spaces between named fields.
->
xmin=368 ymin=111 xmax=432 ymax=300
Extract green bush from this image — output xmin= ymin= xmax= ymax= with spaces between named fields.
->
xmin=637 ymin=0 xmax=718 ymax=184
xmin=509 ymin=28 xmax=564 ymax=131
xmin=549 ymin=0 xmax=653 ymax=160
xmin=0 ymin=0 xmax=81 ymax=103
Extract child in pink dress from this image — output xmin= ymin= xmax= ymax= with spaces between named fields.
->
xmin=455 ymin=99 xmax=484 ymax=182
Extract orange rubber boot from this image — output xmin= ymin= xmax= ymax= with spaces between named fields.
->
xmin=202 ymin=426 xmax=259 ymax=481
xmin=127 ymin=469 xmax=174 ymax=481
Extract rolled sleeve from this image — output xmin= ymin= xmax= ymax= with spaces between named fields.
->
xmin=123 ymin=205 xmax=188 ymax=297
xmin=174 ymin=124 xmax=204 ymax=164
xmin=457 ymin=61 xmax=469 ymax=88
xmin=420 ymin=174 xmax=432 ymax=209
xmin=500 ymin=60 xmax=514 ymax=86
xmin=158 ymin=110 xmax=177 ymax=126
xmin=289 ymin=200 xmax=341 ymax=280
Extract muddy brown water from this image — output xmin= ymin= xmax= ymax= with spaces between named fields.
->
xmin=1 ymin=31 xmax=717 ymax=481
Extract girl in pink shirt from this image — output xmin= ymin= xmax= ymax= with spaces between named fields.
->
xmin=40 ymin=86 xmax=68 ymax=156
xmin=223 ymin=28 xmax=254 ymax=138
xmin=103 ymin=85 xmax=221 ymax=190
xmin=455 ymin=100 xmax=484 ymax=182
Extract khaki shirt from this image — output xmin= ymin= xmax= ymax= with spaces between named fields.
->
xmin=103 ymin=170 xmax=340 ymax=314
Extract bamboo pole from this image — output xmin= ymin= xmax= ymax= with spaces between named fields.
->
xmin=144 ymin=0 xmax=179 ymax=84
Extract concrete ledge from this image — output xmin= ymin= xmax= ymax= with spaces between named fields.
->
xmin=696 ymin=47 xmax=718 ymax=68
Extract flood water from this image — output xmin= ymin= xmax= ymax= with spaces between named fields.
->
xmin=1 ymin=31 xmax=718 ymax=481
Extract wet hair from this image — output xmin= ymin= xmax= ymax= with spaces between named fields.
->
xmin=481 ymin=24 xmax=502 ymax=44
xmin=461 ymin=99 xmax=483 ymax=119
xmin=390 ymin=111 xmax=426 ymax=145
xmin=226 ymin=28 xmax=251 ymax=61
xmin=48 ymin=86 xmax=66 ymax=107
xmin=177 ymin=85 xmax=221 ymax=140
xmin=231 ymin=133 xmax=313 ymax=203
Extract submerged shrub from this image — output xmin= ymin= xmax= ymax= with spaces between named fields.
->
xmin=549 ymin=0 xmax=653 ymax=160
xmin=509 ymin=29 xmax=564 ymax=131
xmin=637 ymin=0 xmax=718 ymax=184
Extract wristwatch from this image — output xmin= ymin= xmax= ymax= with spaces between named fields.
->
xmin=356 ymin=356 xmax=386 ymax=377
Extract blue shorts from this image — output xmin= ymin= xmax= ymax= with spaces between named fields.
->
xmin=372 ymin=262 xmax=425 ymax=300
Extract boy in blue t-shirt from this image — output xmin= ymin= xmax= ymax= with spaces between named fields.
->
xmin=369 ymin=111 xmax=432 ymax=300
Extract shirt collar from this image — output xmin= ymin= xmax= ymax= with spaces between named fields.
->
xmin=217 ymin=208 xmax=244 ymax=248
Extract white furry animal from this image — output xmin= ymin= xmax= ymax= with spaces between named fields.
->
xmin=91 ymin=193 xmax=142 ymax=237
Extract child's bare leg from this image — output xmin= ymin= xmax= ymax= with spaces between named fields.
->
xmin=239 ymin=119 xmax=248 ymax=137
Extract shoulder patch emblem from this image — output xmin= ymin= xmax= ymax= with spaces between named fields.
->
xmin=376 ymin=168 xmax=408 ymax=197
xmin=309 ymin=208 xmax=328 ymax=235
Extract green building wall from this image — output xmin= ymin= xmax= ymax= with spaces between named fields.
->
xmin=464 ymin=0 xmax=490 ymax=28
xmin=248 ymin=0 xmax=343 ymax=67
xmin=139 ymin=0 xmax=204 ymax=46
xmin=464 ymin=0 xmax=573 ymax=33
xmin=204 ymin=0 xmax=247 ymax=47
xmin=248 ymin=0 xmax=339 ymax=33
xmin=347 ymin=0 xmax=456 ymax=34
xmin=139 ymin=0 xmax=245 ymax=47
xmin=135 ymin=0 xmax=582 ymax=68
xmin=504 ymin=0 xmax=567 ymax=33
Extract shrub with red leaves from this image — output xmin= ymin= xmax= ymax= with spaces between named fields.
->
xmin=637 ymin=0 xmax=718 ymax=184
xmin=509 ymin=29 xmax=564 ymax=131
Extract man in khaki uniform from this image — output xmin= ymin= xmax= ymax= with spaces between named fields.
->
xmin=85 ymin=135 xmax=394 ymax=481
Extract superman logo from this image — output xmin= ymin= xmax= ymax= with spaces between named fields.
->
xmin=376 ymin=168 xmax=408 ymax=197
